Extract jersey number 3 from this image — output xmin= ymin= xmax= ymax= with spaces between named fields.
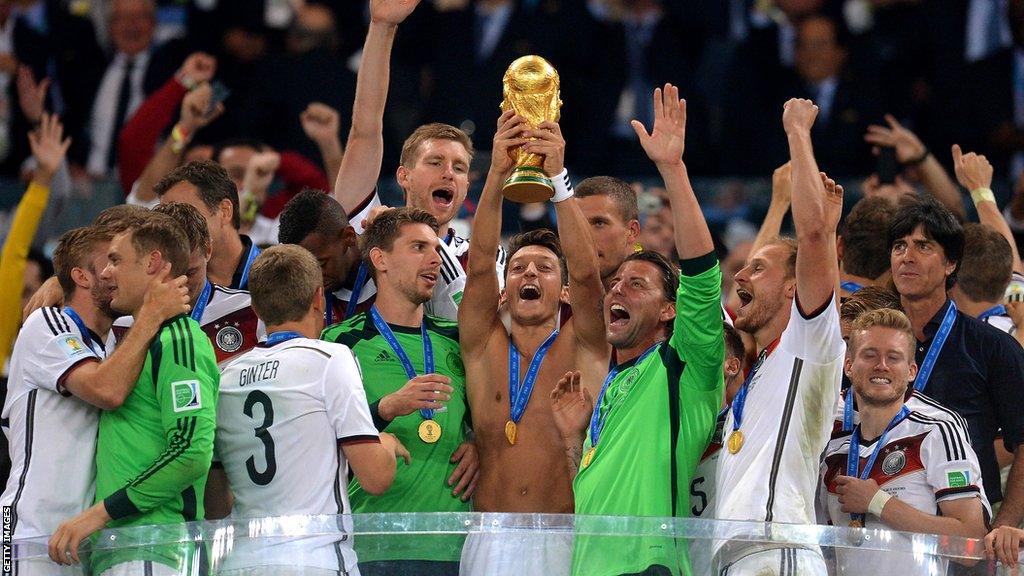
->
xmin=244 ymin=390 xmax=277 ymax=485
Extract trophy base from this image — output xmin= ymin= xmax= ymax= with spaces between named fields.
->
xmin=502 ymin=167 xmax=553 ymax=203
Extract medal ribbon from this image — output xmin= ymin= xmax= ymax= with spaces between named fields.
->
xmin=62 ymin=306 xmax=100 ymax=355
xmin=589 ymin=343 xmax=661 ymax=448
xmin=840 ymin=281 xmax=864 ymax=294
xmin=913 ymin=301 xmax=957 ymax=392
xmin=369 ymin=305 xmax=436 ymax=421
xmin=846 ymin=405 xmax=910 ymax=524
xmin=191 ymin=280 xmax=213 ymax=322
xmin=978 ymin=304 xmax=1007 ymax=322
xmin=326 ymin=263 xmax=371 ymax=326
xmin=237 ymin=242 xmax=261 ymax=289
xmin=730 ymin=338 xmax=779 ymax=434
xmin=265 ymin=331 xmax=304 ymax=346
xmin=508 ymin=328 xmax=559 ymax=425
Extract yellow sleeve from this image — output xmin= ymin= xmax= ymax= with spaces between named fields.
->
xmin=0 ymin=181 xmax=51 ymax=365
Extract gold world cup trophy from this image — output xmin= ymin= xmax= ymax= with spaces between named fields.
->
xmin=500 ymin=55 xmax=562 ymax=203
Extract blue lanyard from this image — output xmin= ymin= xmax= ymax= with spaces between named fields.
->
xmin=369 ymin=305 xmax=435 ymax=420
xmin=265 ymin=331 xmax=304 ymax=346
xmin=978 ymin=304 xmax=1007 ymax=322
xmin=914 ymin=301 xmax=957 ymax=392
xmin=843 ymin=388 xmax=856 ymax=432
xmin=589 ymin=343 xmax=660 ymax=448
xmin=508 ymin=328 xmax=559 ymax=425
xmin=730 ymin=341 xmax=775 ymax=433
xmin=840 ymin=281 xmax=864 ymax=294
xmin=846 ymin=405 xmax=910 ymax=523
xmin=62 ymin=306 xmax=100 ymax=355
xmin=191 ymin=281 xmax=213 ymax=322
xmin=238 ymin=242 xmax=261 ymax=289
xmin=325 ymin=263 xmax=371 ymax=326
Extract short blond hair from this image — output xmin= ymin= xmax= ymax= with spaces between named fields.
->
xmin=248 ymin=245 xmax=322 ymax=325
xmin=400 ymin=123 xmax=474 ymax=167
xmin=848 ymin=308 xmax=915 ymax=357
xmin=53 ymin=227 xmax=106 ymax=299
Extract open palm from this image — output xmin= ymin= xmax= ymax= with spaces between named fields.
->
xmin=632 ymin=83 xmax=686 ymax=165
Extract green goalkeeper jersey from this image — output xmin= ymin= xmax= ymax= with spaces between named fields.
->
xmin=572 ymin=255 xmax=724 ymax=576
xmin=92 ymin=314 xmax=219 ymax=573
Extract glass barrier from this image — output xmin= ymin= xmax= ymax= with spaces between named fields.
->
xmin=9 ymin=513 xmax=1014 ymax=575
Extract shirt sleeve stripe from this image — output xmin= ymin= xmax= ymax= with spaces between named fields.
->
xmin=339 ymin=435 xmax=381 ymax=446
xmin=128 ymin=416 xmax=197 ymax=487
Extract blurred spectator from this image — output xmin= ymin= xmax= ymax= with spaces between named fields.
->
xmin=838 ymin=196 xmax=896 ymax=299
xmin=83 ymin=0 xmax=185 ymax=180
xmin=237 ymin=4 xmax=355 ymax=166
xmin=951 ymin=223 xmax=1015 ymax=333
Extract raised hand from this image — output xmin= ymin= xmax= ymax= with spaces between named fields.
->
xmin=771 ymin=162 xmax=793 ymax=208
xmin=378 ymin=374 xmax=454 ymax=420
xmin=860 ymin=174 xmax=914 ymax=205
xmin=782 ymin=98 xmax=818 ymax=135
xmin=631 ymin=83 xmax=686 ymax=166
xmin=490 ymin=110 xmax=528 ymax=176
xmin=820 ymin=171 xmax=844 ymax=233
xmin=864 ymin=114 xmax=927 ymax=164
xmin=179 ymin=82 xmax=223 ymax=132
xmin=301 ymin=102 xmax=341 ymax=146
xmin=16 ymin=66 xmax=49 ymax=124
xmin=241 ymin=151 xmax=281 ymax=197
xmin=951 ymin=144 xmax=994 ymax=191
xmin=370 ymin=0 xmax=422 ymax=25
xmin=176 ymin=52 xmax=216 ymax=86
xmin=550 ymin=371 xmax=593 ymax=442
xmin=523 ymin=120 xmax=566 ymax=177
xmin=28 ymin=113 xmax=71 ymax=184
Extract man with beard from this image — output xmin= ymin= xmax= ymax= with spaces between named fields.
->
xmin=320 ymin=208 xmax=477 ymax=576
xmin=48 ymin=213 xmax=219 ymax=575
xmin=818 ymin=309 xmax=987 ymax=575
xmin=552 ymin=84 xmax=724 ymax=576
xmin=457 ymin=110 xmax=606 ymax=575
xmin=713 ymin=99 xmax=844 ymax=575
xmin=2 ymin=225 xmax=188 ymax=573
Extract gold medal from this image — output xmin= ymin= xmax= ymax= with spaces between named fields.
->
xmin=581 ymin=447 xmax=596 ymax=469
xmin=418 ymin=419 xmax=442 ymax=443
xmin=505 ymin=420 xmax=518 ymax=445
xmin=849 ymin=518 xmax=864 ymax=528
xmin=727 ymin=430 xmax=744 ymax=454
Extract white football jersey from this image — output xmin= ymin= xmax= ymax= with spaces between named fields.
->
xmin=110 ymin=284 xmax=266 ymax=367
xmin=1 ymin=307 xmax=106 ymax=538
xmin=818 ymin=410 xmax=989 ymax=575
xmin=715 ymin=297 xmax=844 ymax=561
xmin=833 ymin=390 xmax=972 ymax=441
xmin=689 ymin=409 xmax=726 ymax=573
xmin=349 ymin=191 xmax=505 ymax=321
xmin=215 ymin=337 xmax=379 ymax=573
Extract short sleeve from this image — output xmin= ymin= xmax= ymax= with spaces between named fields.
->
xmin=780 ymin=295 xmax=845 ymax=365
xmin=349 ymin=190 xmax=383 ymax=235
xmin=922 ymin=422 xmax=986 ymax=506
xmin=23 ymin=308 xmax=100 ymax=394
xmin=324 ymin=346 xmax=379 ymax=445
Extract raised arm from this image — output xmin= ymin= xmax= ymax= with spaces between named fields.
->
xmin=752 ymin=163 xmax=792 ymax=254
xmin=333 ymin=0 xmax=421 ymax=213
xmin=525 ymin=120 xmax=606 ymax=353
xmin=952 ymin=144 xmax=1023 ymax=274
xmin=301 ymin=102 xmax=344 ymax=184
xmin=458 ymin=111 xmax=526 ymax=353
xmin=865 ymin=114 xmax=964 ymax=219
xmin=783 ymin=98 xmax=841 ymax=313
xmin=631 ymin=84 xmax=713 ymax=260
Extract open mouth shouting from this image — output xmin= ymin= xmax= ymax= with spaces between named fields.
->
xmin=431 ymin=188 xmax=455 ymax=209
xmin=736 ymin=288 xmax=753 ymax=309
xmin=609 ymin=303 xmax=631 ymax=327
xmin=518 ymin=284 xmax=542 ymax=301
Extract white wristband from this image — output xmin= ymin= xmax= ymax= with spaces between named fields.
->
xmin=551 ymin=168 xmax=574 ymax=203
xmin=868 ymin=489 xmax=892 ymax=517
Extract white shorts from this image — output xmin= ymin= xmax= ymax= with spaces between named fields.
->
xmin=220 ymin=568 xmax=347 ymax=576
xmin=458 ymin=530 xmax=572 ymax=576
xmin=98 ymin=560 xmax=180 ymax=576
xmin=716 ymin=547 xmax=827 ymax=576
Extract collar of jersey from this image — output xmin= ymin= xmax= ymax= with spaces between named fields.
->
xmin=160 ymin=313 xmax=189 ymax=328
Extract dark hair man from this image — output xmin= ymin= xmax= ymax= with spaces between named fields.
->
xmin=951 ymin=223 xmax=1015 ymax=334
xmin=838 ymin=196 xmax=897 ymax=298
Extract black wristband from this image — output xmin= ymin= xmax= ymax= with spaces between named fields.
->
xmin=904 ymin=148 xmax=930 ymax=166
xmin=369 ymin=399 xmax=390 ymax=432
